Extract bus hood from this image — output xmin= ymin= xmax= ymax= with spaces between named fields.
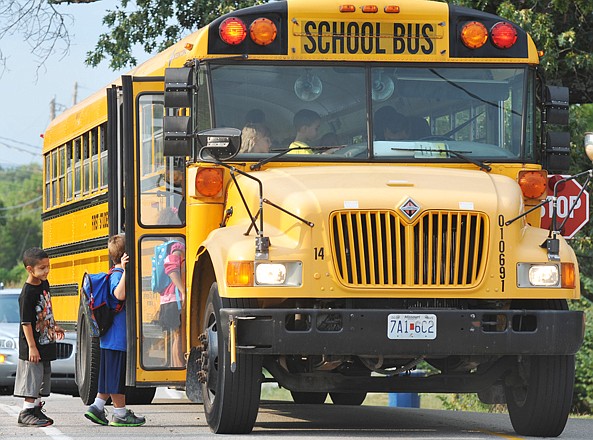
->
xmin=228 ymin=165 xmax=521 ymax=220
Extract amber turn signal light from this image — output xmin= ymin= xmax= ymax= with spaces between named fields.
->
xmin=561 ymin=263 xmax=576 ymax=289
xmin=195 ymin=168 xmax=224 ymax=197
xmin=227 ymin=261 xmax=254 ymax=286
xmin=518 ymin=170 xmax=547 ymax=199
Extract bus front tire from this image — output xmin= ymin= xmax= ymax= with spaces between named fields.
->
xmin=76 ymin=303 xmax=100 ymax=405
xmin=505 ymin=354 xmax=574 ymax=437
xmin=200 ymin=282 xmax=262 ymax=434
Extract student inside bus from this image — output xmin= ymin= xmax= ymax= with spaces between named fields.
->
xmin=374 ymin=106 xmax=409 ymax=141
xmin=289 ymin=109 xmax=321 ymax=154
xmin=407 ymin=116 xmax=432 ymax=139
xmin=241 ymin=123 xmax=272 ymax=153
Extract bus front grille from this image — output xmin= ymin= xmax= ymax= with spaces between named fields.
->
xmin=330 ymin=210 xmax=488 ymax=287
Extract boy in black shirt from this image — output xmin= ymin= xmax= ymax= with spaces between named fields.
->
xmin=14 ymin=247 xmax=64 ymax=427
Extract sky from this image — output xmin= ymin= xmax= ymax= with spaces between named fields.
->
xmin=0 ymin=0 xmax=150 ymax=167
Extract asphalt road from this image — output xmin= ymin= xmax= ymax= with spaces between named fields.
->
xmin=0 ymin=389 xmax=591 ymax=439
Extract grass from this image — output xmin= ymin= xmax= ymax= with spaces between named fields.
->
xmin=261 ymin=382 xmax=445 ymax=409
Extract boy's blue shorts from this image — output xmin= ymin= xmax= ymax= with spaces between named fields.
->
xmin=98 ymin=348 xmax=126 ymax=395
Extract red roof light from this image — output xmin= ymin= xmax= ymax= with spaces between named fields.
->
xmin=491 ymin=22 xmax=517 ymax=49
xmin=220 ymin=17 xmax=247 ymax=45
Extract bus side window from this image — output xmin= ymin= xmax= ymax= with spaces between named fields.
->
xmin=138 ymin=94 xmax=187 ymax=226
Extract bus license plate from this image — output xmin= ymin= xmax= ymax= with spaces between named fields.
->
xmin=387 ymin=314 xmax=437 ymax=340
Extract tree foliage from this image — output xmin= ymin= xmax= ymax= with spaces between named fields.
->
xmin=451 ymin=1 xmax=593 ymax=105
xmin=85 ymin=0 xmax=264 ymax=70
xmin=80 ymin=0 xmax=593 ymax=105
xmin=0 ymin=0 xmax=71 ymax=75
xmin=0 ymin=164 xmax=43 ymax=286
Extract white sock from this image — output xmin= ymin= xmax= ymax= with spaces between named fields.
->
xmin=114 ymin=406 xmax=127 ymax=417
xmin=92 ymin=397 xmax=107 ymax=411
xmin=23 ymin=401 xmax=35 ymax=410
xmin=34 ymin=398 xmax=41 ymax=407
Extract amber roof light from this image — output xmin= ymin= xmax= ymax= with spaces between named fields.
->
xmin=250 ymin=18 xmax=277 ymax=46
xmin=461 ymin=21 xmax=488 ymax=49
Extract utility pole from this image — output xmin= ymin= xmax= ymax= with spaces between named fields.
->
xmin=49 ymin=96 xmax=67 ymax=120
xmin=50 ymin=97 xmax=55 ymax=120
xmin=73 ymin=81 xmax=78 ymax=106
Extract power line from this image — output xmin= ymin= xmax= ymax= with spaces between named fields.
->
xmin=0 ymin=141 xmax=40 ymax=157
xmin=0 ymin=206 xmax=41 ymax=219
xmin=0 ymin=136 xmax=41 ymax=150
xmin=0 ymin=196 xmax=42 ymax=211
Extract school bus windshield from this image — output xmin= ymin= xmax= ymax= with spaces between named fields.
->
xmin=208 ymin=64 xmax=534 ymax=162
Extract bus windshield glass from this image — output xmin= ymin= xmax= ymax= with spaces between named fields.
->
xmin=209 ymin=64 xmax=534 ymax=162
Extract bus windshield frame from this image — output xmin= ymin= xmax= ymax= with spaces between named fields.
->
xmin=206 ymin=62 xmax=535 ymax=164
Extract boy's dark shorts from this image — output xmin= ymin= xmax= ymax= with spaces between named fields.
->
xmin=98 ymin=349 xmax=126 ymax=395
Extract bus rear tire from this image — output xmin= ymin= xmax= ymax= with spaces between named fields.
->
xmin=76 ymin=303 xmax=100 ymax=405
xmin=505 ymin=354 xmax=574 ymax=437
xmin=201 ymin=282 xmax=262 ymax=434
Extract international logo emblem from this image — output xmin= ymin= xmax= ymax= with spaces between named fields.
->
xmin=399 ymin=197 xmax=420 ymax=220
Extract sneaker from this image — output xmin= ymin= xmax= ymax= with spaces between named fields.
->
xmin=84 ymin=404 xmax=108 ymax=426
xmin=109 ymin=409 xmax=146 ymax=427
xmin=34 ymin=402 xmax=54 ymax=425
xmin=17 ymin=408 xmax=52 ymax=427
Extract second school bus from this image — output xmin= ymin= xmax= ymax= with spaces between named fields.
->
xmin=42 ymin=0 xmax=586 ymax=436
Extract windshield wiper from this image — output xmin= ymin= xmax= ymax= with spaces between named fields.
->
xmin=250 ymin=146 xmax=336 ymax=171
xmin=390 ymin=147 xmax=492 ymax=172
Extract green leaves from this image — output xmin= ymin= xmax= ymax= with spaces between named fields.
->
xmin=86 ymin=0 xmax=262 ymax=71
xmin=0 ymin=164 xmax=42 ymax=286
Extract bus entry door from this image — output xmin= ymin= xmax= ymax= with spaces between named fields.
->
xmin=122 ymin=75 xmax=187 ymax=388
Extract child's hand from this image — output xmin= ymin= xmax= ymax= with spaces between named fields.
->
xmin=121 ymin=252 xmax=129 ymax=269
xmin=54 ymin=326 xmax=65 ymax=341
xmin=29 ymin=346 xmax=41 ymax=363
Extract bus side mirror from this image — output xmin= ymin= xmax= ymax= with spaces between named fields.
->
xmin=545 ymin=131 xmax=571 ymax=174
xmin=197 ymin=128 xmax=241 ymax=161
xmin=164 ymin=116 xmax=192 ymax=156
xmin=544 ymin=86 xmax=569 ymax=125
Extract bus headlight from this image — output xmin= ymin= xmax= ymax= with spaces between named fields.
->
xmin=517 ymin=263 xmax=559 ymax=287
xmin=255 ymin=262 xmax=302 ymax=286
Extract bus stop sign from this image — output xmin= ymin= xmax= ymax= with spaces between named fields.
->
xmin=540 ymin=175 xmax=590 ymax=238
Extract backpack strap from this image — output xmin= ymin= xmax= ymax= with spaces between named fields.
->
xmin=108 ymin=267 xmax=125 ymax=313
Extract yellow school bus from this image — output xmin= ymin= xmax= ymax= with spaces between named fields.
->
xmin=43 ymin=0 xmax=585 ymax=435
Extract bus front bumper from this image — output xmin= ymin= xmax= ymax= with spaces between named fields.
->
xmin=219 ymin=308 xmax=584 ymax=356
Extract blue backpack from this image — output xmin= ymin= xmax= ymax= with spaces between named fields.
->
xmin=151 ymin=240 xmax=182 ymax=293
xmin=82 ymin=267 xmax=124 ymax=337
xmin=151 ymin=240 xmax=183 ymax=311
